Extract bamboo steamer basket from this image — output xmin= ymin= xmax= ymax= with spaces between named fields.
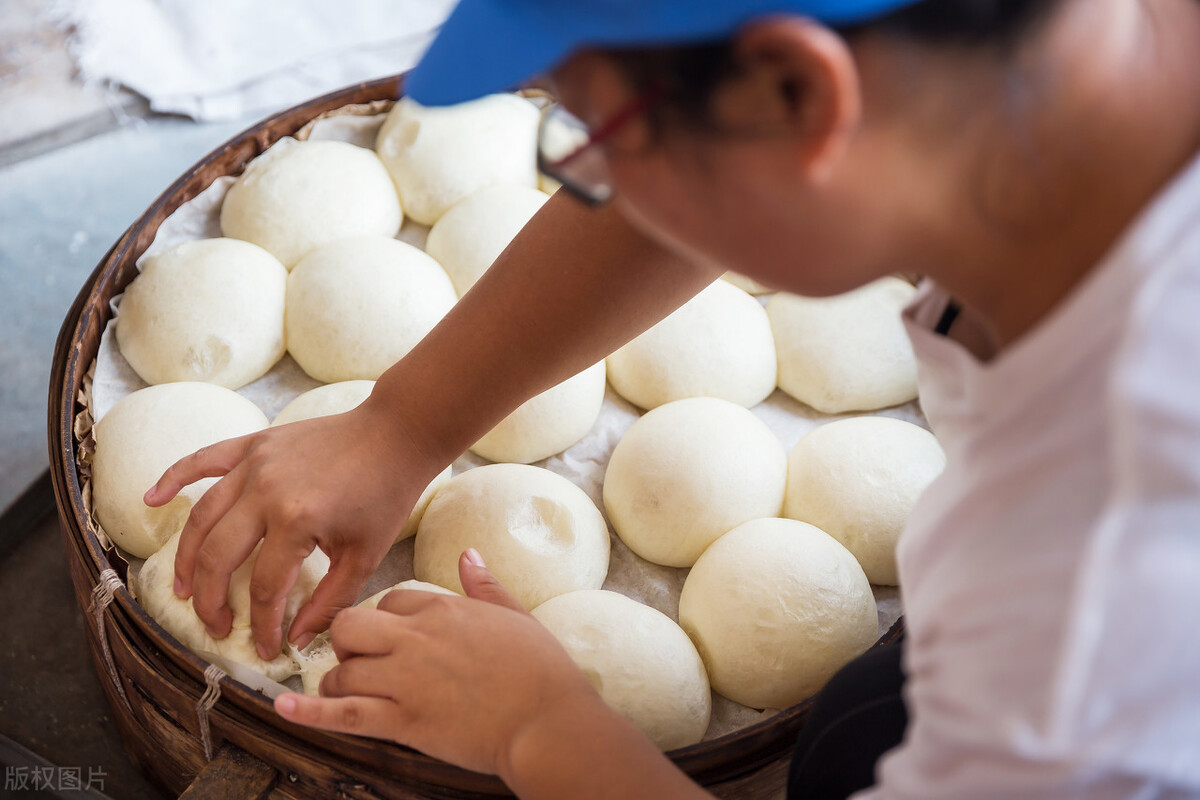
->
xmin=48 ymin=74 xmax=904 ymax=799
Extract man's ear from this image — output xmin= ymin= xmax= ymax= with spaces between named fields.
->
xmin=724 ymin=16 xmax=863 ymax=181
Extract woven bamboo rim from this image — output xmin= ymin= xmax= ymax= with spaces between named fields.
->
xmin=48 ymin=74 xmax=904 ymax=799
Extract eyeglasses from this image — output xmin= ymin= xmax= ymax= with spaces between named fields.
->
xmin=537 ymin=84 xmax=665 ymax=207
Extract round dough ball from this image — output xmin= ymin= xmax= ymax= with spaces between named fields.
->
xmin=767 ymin=277 xmax=918 ymax=414
xmin=271 ymin=381 xmax=376 ymax=427
xmin=470 ymin=362 xmax=606 ymax=464
xmin=116 ymin=238 xmax=287 ymax=389
xmin=721 ymin=271 xmax=773 ymax=295
xmin=607 ymin=280 xmax=777 ymax=411
xmin=603 ymin=397 xmax=786 ymax=567
xmin=93 ymin=383 xmax=269 ymax=558
xmin=137 ymin=530 xmax=330 ymax=682
xmin=784 ymin=417 xmax=945 ymax=585
xmin=269 ymin=379 xmax=451 ymax=541
xmin=359 ymin=579 xmax=457 ymax=610
xmin=532 ymin=590 xmax=711 ymax=750
xmin=220 ymin=139 xmax=402 ymax=267
xmin=414 ymin=464 xmax=609 ymax=610
xmin=426 ymin=185 xmax=550 ymax=296
xmin=286 ymin=236 xmax=457 ymax=382
xmin=679 ymin=518 xmax=877 ymax=709
xmin=376 ymin=94 xmax=540 ymax=225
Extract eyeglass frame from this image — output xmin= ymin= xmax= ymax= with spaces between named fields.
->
xmin=536 ymin=83 xmax=667 ymax=207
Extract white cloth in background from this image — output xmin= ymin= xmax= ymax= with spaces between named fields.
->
xmin=859 ymin=149 xmax=1200 ymax=799
xmin=58 ymin=0 xmax=457 ymax=120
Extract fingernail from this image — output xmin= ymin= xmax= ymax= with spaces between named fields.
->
xmin=276 ymin=694 xmax=296 ymax=715
xmin=256 ymin=642 xmax=273 ymax=661
xmin=143 ymin=486 xmax=156 ymax=504
xmin=465 ymin=548 xmax=486 ymax=568
xmin=292 ymin=631 xmax=315 ymax=650
xmin=205 ymin=625 xmax=222 ymax=639
xmin=173 ymin=577 xmax=184 ymax=598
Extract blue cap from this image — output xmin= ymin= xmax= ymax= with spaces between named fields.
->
xmin=407 ymin=0 xmax=922 ymax=106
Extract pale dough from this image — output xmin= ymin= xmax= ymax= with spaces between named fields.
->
xmin=531 ymin=590 xmax=711 ymax=750
xmin=767 ymin=277 xmax=918 ymax=413
xmin=220 ymin=138 xmax=402 ymax=268
xmin=285 ymin=236 xmax=457 ymax=382
xmin=270 ymin=381 xmax=376 ymax=427
xmin=470 ymin=362 xmax=606 ymax=464
xmin=784 ymin=416 xmax=945 ymax=585
xmin=414 ymin=464 xmax=610 ymax=609
xmin=607 ymin=280 xmax=777 ymax=410
xmin=721 ymin=271 xmax=773 ymax=295
xmin=678 ymin=518 xmax=877 ymax=709
xmin=602 ymin=397 xmax=787 ymax=567
xmin=92 ymin=383 xmax=268 ymax=558
xmin=136 ymin=530 xmax=330 ymax=682
xmin=116 ymin=238 xmax=287 ymax=389
xmin=375 ymin=94 xmax=540 ymax=225
xmin=425 ymin=184 xmax=550 ymax=296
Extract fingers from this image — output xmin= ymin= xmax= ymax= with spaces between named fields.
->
xmin=328 ymin=607 xmax=401 ymax=663
xmin=249 ymin=531 xmax=313 ymax=661
xmin=374 ymin=587 xmax=452 ymax=616
xmin=458 ymin=549 xmax=526 ymax=613
xmin=288 ymin=556 xmax=373 ymax=650
xmin=274 ymin=692 xmax=398 ymax=740
xmin=189 ymin=501 xmax=265 ymax=639
xmin=145 ymin=436 xmax=252 ymax=507
xmin=318 ymin=652 xmax=396 ymax=699
xmin=173 ymin=469 xmax=246 ymax=600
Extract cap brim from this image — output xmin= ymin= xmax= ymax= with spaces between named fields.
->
xmin=406 ymin=0 xmax=574 ymax=106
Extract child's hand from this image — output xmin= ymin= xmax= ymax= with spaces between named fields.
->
xmin=272 ymin=551 xmax=606 ymax=779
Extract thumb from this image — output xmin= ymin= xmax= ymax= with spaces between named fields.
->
xmin=459 ymin=549 xmax=526 ymax=613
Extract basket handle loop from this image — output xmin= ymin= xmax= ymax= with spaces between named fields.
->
xmin=197 ymin=663 xmax=227 ymax=761
xmin=87 ymin=568 xmax=132 ymax=713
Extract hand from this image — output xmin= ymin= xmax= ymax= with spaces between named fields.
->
xmin=144 ymin=396 xmax=443 ymax=660
xmin=273 ymin=551 xmax=607 ymax=779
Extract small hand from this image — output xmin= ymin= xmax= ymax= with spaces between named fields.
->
xmin=273 ymin=551 xmax=605 ymax=779
xmin=144 ymin=397 xmax=441 ymax=660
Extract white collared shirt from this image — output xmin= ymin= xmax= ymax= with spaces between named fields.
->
xmin=860 ymin=150 xmax=1200 ymax=799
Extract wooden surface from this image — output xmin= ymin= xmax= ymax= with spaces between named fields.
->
xmin=180 ymin=744 xmax=278 ymax=800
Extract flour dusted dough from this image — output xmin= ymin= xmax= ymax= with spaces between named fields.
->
xmin=679 ymin=518 xmax=877 ymax=709
xmin=531 ymin=590 xmax=710 ymax=750
xmin=470 ymin=362 xmax=606 ymax=464
xmin=220 ymin=139 xmax=401 ymax=268
xmin=116 ymin=238 xmax=287 ymax=389
xmin=425 ymin=184 xmax=550 ymax=296
xmin=270 ymin=381 xmax=376 ymax=427
xmin=603 ymin=397 xmax=787 ymax=567
xmin=92 ymin=383 xmax=268 ymax=558
xmin=768 ymin=277 xmax=918 ymax=413
xmin=136 ymin=530 xmax=330 ymax=681
xmin=784 ymin=417 xmax=945 ymax=585
xmin=414 ymin=464 xmax=609 ymax=609
xmin=286 ymin=236 xmax=457 ymax=382
xmin=269 ymin=378 xmax=451 ymax=540
xmin=298 ymin=580 xmax=456 ymax=695
xmin=375 ymin=94 xmax=540 ymax=226
xmin=607 ymin=280 xmax=777 ymax=410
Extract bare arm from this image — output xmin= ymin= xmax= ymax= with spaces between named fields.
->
xmin=148 ymin=190 xmax=716 ymax=653
xmin=369 ymin=189 xmax=720 ymax=467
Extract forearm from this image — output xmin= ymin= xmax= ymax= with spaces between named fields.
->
xmin=500 ymin=692 xmax=714 ymax=800
xmin=368 ymin=191 xmax=717 ymax=466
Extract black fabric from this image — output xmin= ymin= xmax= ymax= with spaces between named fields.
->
xmin=787 ymin=644 xmax=908 ymax=800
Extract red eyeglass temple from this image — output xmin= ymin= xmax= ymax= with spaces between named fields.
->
xmin=545 ymin=83 xmax=667 ymax=170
